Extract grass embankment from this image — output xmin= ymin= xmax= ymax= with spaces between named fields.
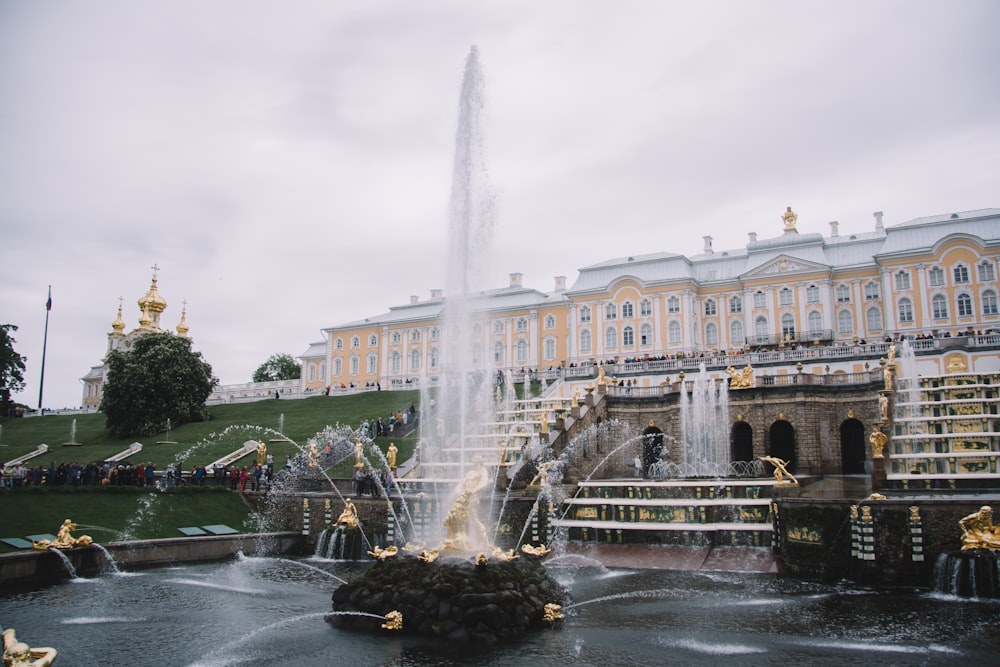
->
xmin=0 ymin=391 xmax=421 ymax=552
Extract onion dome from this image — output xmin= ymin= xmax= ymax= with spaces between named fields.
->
xmin=111 ymin=299 xmax=126 ymax=333
xmin=176 ymin=303 xmax=190 ymax=337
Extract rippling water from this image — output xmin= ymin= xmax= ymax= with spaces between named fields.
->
xmin=3 ymin=556 xmax=997 ymax=666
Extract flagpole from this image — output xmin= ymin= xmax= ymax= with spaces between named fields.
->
xmin=38 ymin=286 xmax=51 ymax=412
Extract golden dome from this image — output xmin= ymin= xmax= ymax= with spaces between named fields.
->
xmin=111 ymin=299 xmax=126 ymax=333
xmin=176 ymin=303 xmax=190 ymax=337
xmin=137 ymin=273 xmax=167 ymax=316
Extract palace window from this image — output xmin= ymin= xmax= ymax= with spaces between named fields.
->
xmin=864 ymin=282 xmax=880 ymax=300
xmin=605 ymin=303 xmax=617 ymax=320
xmin=493 ymin=320 xmax=504 ymax=334
xmin=622 ymin=301 xmax=634 ymax=318
xmin=409 ymin=349 xmax=420 ymax=372
xmin=308 ymin=364 xmax=316 ymax=382
xmin=808 ymin=310 xmax=823 ymax=335
xmin=472 ymin=323 xmax=482 ymax=337
xmin=319 ymin=362 xmax=326 ymax=379
xmin=351 ymin=336 xmax=360 ymax=349
xmin=779 ymin=288 xmax=793 ymax=306
xmin=350 ymin=356 xmax=359 ymax=375
xmin=755 ymin=316 xmax=769 ymax=339
xmin=623 ymin=325 xmax=634 ymax=347
xmin=515 ymin=339 xmax=528 ymax=363
xmin=729 ymin=296 xmax=742 ymax=314
xmin=544 ymin=337 xmax=556 ymax=360
xmin=640 ymin=299 xmax=652 ymax=316
xmin=837 ymin=310 xmax=853 ymax=335
xmin=668 ymin=320 xmax=681 ymax=344
xmin=982 ymin=290 xmax=998 ymax=316
xmin=781 ymin=313 xmax=796 ymax=339
xmin=430 ymin=348 xmax=439 ymax=370
xmin=866 ymin=307 xmax=883 ymax=332
xmin=704 ymin=299 xmax=717 ymax=316
xmin=978 ymin=261 xmax=995 ymax=282
xmin=954 ymin=264 xmax=970 ymax=284
xmin=667 ymin=296 xmax=680 ymax=313
xmin=898 ymin=298 xmax=914 ymax=323
xmin=580 ymin=329 xmax=592 ymax=352
xmin=640 ymin=323 xmax=652 ymax=346
xmin=369 ymin=334 xmax=378 ymax=346
xmin=730 ymin=320 xmax=744 ymax=344
xmin=430 ymin=328 xmax=440 ymax=340
xmin=957 ymin=293 xmax=973 ymax=317
xmin=335 ymin=358 xmax=343 ymax=376
xmin=928 ymin=266 xmax=945 ymax=287
xmin=835 ymin=284 xmax=851 ymax=303
xmin=335 ymin=337 xmax=344 ymax=350
xmin=367 ymin=354 xmax=377 ymax=374
xmin=580 ymin=305 xmax=592 ymax=323
xmin=472 ymin=344 xmax=482 ymax=364
xmin=516 ymin=318 xmax=528 ymax=332
xmin=544 ymin=314 xmax=556 ymax=329
xmin=389 ymin=353 xmax=399 ymax=373
xmin=895 ymin=271 xmax=911 ymax=290
xmin=806 ymin=285 xmax=820 ymax=303
xmin=753 ymin=291 xmax=767 ymax=309
xmin=932 ymin=294 xmax=948 ymax=319
xmin=705 ymin=323 xmax=718 ymax=346
xmin=494 ymin=342 xmax=505 ymax=364
xmin=390 ymin=332 xmax=400 ymax=344
xmin=410 ymin=330 xmax=420 ymax=343
xmin=605 ymin=326 xmax=617 ymax=349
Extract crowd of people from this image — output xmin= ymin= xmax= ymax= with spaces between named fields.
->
xmin=0 ymin=460 xmax=157 ymax=488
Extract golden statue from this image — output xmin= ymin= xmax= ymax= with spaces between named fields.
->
xmin=475 ymin=552 xmax=489 ymax=566
xmin=256 ymin=441 xmax=267 ymax=466
xmin=869 ymin=429 xmax=887 ymax=458
xmin=758 ymin=456 xmax=799 ymax=486
xmin=542 ymin=603 xmax=564 ymax=622
xmin=417 ymin=549 xmax=439 ymax=563
xmin=887 ymin=342 xmax=896 ymax=364
xmin=381 ymin=610 xmax=403 ymax=631
xmin=2 ymin=628 xmax=57 ymax=667
xmin=781 ymin=206 xmax=798 ymax=231
xmin=520 ymin=543 xmax=552 ymax=558
xmin=878 ymin=394 xmax=889 ymax=422
xmin=865 ymin=493 xmax=887 ymax=501
xmin=32 ymin=519 xmax=92 ymax=550
xmin=726 ymin=364 xmax=754 ymax=389
xmin=367 ymin=545 xmax=398 ymax=560
xmin=442 ymin=456 xmax=491 ymax=551
xmin=596 ymin=366 xmax=611 ymax=388
xmin=386 ymin=442 xmax=398 ymax=469
xmin=307 ymin=442 xmax=319 ymax=468
xmin=336 ymin=498 xmax=360 ymax=528
xmin=353 ymin=438 xmax=365 ymax=469
xmin=958 ymin=506 xmax=1000 ymax=551
xmin=883 ymin=362 xmax=894 ymax=391
xmin=492 ymin=546 xmax=519 ymax=561
xmin=572 ymin=388 xmax=580 ymax=408
xmin=529 ymin=460 xmax=558 ymax=488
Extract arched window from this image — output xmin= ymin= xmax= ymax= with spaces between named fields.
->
xmin=755 ymin=316 xmax=769 ymax=339
xmin=866 ymin=306 xmax=883 ymax=331
xmin=335 ymin=337 xmax=345 ymax=350
xmin=623 ymin=325 xmax=634 ymax=347
xmin=544 ymin=314 xmax=556 ymax=329
xmin=808 ymin=310 xmax=822 ymax=335
xmin=308 ymin=364 xmax=316 ymax=382
xmin=667 ymin=296 xmax=680 ymax=313
xmin=430 ymin=328 xmax=440 ymax=340
xmin=835 ymin=285 xmax=850 ymax=303
xmin=622 ymin=301 xmax=634 ymax=318
xmin=579 ymin=305 xmax=592 ymax=322
xmin=515 ymin=339 xmax=528 ymax=363
xmin=895 ymin=271 xmax=911 ymax=290
xmin=806 ymin=285 xmax=820 ymax=303
xmin=319 ymin=362 xmax=326 ymax=379
xmin=493 ymin=320 xmax=504 ymax=334
xmin=704 ymin=299 xmax=717 ymax=316
xmin=957 ymin=293 xmax=973 ymax=317
xmin=932 ymin=294 xmax=948 ymax=319
xmin=928 ymin=266 xmax=945 ymax=286
xmin=605 ymin=326 xmax=617 ymax=349
xmin=389 ymin=353 xmax=399 ymax=373
xmin=668 ymin=320 xmax=681 ymax=344
xmin=367 ymin=354 xmax=377 ymax=374
xmin=429 ymin=348 xmax=439 ymax=370
xmin=779 ymin=288 xmax=794 ymax=306
xmin=640 ymin=323 xmax=652 ymax=346
xmin=350 ymin=356 xmax=359 ymax=375
xmin=983 ymin=290 xmax=998 ymax=316
xmin=369 ymin=334 xmax=378 ymax=346
xmin=753 ymin=291 xmax=767 ymax=308
xmin=705 ymin=323 xmax=718 ymax=346
xmin=729 ymin=296 xmax=742 ymax=313
xmin=351 ymin=336 xmax=360 ymax=349
xmin=410 ymin=330 xmax=420 ymax=342
xmin=898 ymin=297 xmax=914 ymax=323
xmin=639 ymin=299 xmax=652 ymax=316
xmin=953 ymin=264 xmax=970 ymax=284
xmin=335 ymin=357 xmax=343 ymax=376
xmin=837 ymin=309 xmax=853 ymax=334
xmin=409 ymin=349 xmax=420 ymax=371
xmin=390 ymin=332 xmax=400 ymax=344
xmin=580 ymin=329 xmax=592 ymax=352
xmin=978 ymin=261 xmax=996 ymax=282
xmin=730 ymin=319 xmax=744 ymax=344
xmin=605 ymin=303 xmax=617 ymax=320
xmin=516 ymin=318 xmax=528 ymax=332
xmin=781 ymin=313 xmax=796 ymax=338
xmin=544 ymin=337 xmax=556 ymax=360
xmin=864 ymin=282 xmax=880 ymax=300
xmin=494 ymin=342 xmax=505 ymax=364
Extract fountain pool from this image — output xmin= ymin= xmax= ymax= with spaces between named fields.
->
xmin=2 ymin=556 xmax=997 ymax=666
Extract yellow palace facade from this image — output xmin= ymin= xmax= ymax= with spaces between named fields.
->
xmin=300 ymin=208 xmax=1000 ymax=392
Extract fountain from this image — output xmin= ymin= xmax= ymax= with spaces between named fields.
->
xmin=932 ymin=505 xmax=1000 ymax=598
xmin=62 ymin=419 xmax=81 ymax=447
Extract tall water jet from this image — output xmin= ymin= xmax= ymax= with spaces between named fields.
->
xmin=679 ymin=366 xmax=730 ymax=476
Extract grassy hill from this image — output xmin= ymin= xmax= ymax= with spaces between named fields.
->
xmin=0 ymin=390 xmax=421 ymax=472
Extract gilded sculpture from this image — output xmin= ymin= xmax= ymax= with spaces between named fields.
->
xmin=758 ymin=456 xmax=799 ymax=486
xmin=520 ymin=543 xmax=552 ymax=558
xmin=367 ymin=545 xmax=398 ymax=560
xmin=1 ymin=628 xmax=57 ymax=667
xmin=354 ymin=438 xmax=365 ymax=469
xmin=386 ymin=442 xmax=397 ymax=469
xmin=441 ymin=456 xmax=490 ymax=551
xmin=878 ymin=394 xmax=889 ymax=422
xmin=380 ymin=611 xmax=403 ymax=631
xmin=528 ymin=460 xmax=558 ymax=488
xmin=725 ymin=364 xmax=755 ymax=389
xmin=336 ymin=498 xmax=360 ymax=528
xmin=255 ymin=440 xmax=267 ymax=466
xmin=542 ymin=603 xmax=564 ymax=622
xmin=32 ymin=519 xmax=92 ymax=550
xmin=958 ymin=505 xmax=1000 ymax=551
xmin=869 ymin=430 xmax=887 ymax=458
xmin=781 ymin=206 xmax=798 ymax=231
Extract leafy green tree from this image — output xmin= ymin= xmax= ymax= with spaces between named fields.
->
xmin=252 ymin=353 xmax=301 ymax=383
xmin=100 ymin=332 xmax=217 ymax=437
xmin=0 ymin=324 xmax=27 ymax=412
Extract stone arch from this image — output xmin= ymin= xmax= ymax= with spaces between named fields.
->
xmin=768 ymin=420 xmax=797 ymax=472
xmin=641 ymin=422 xmax=664 ymax=471
xmin=840 ymin=418 xmax=866 ymax=474
xmin=731 ymin=421 xmax=753 ymax=462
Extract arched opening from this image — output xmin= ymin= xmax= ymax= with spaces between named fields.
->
xmin=642 ymin=422 xmax=664 ymax=473
xmin=840 ymin=418 xmax=867 ymax=474
xmin=731 ymin=421 xmax=753 ymax=462
xmin=768 ymin=420 xmax=797 ymax=472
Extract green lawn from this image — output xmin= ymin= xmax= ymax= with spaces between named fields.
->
xmin=0 ymin=390 xmax=422 ymax=471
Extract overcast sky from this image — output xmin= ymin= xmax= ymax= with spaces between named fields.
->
xmin=1 ymin=0 xmax=997 ymax=411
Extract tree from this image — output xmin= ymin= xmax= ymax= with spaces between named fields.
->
xmin=0 ymin=324 xmax=27 ymax=413
xmin=100 ymin=332 xmax=217 ymax=437
xmin=252 ymin=353 xmax=301 ymax=383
